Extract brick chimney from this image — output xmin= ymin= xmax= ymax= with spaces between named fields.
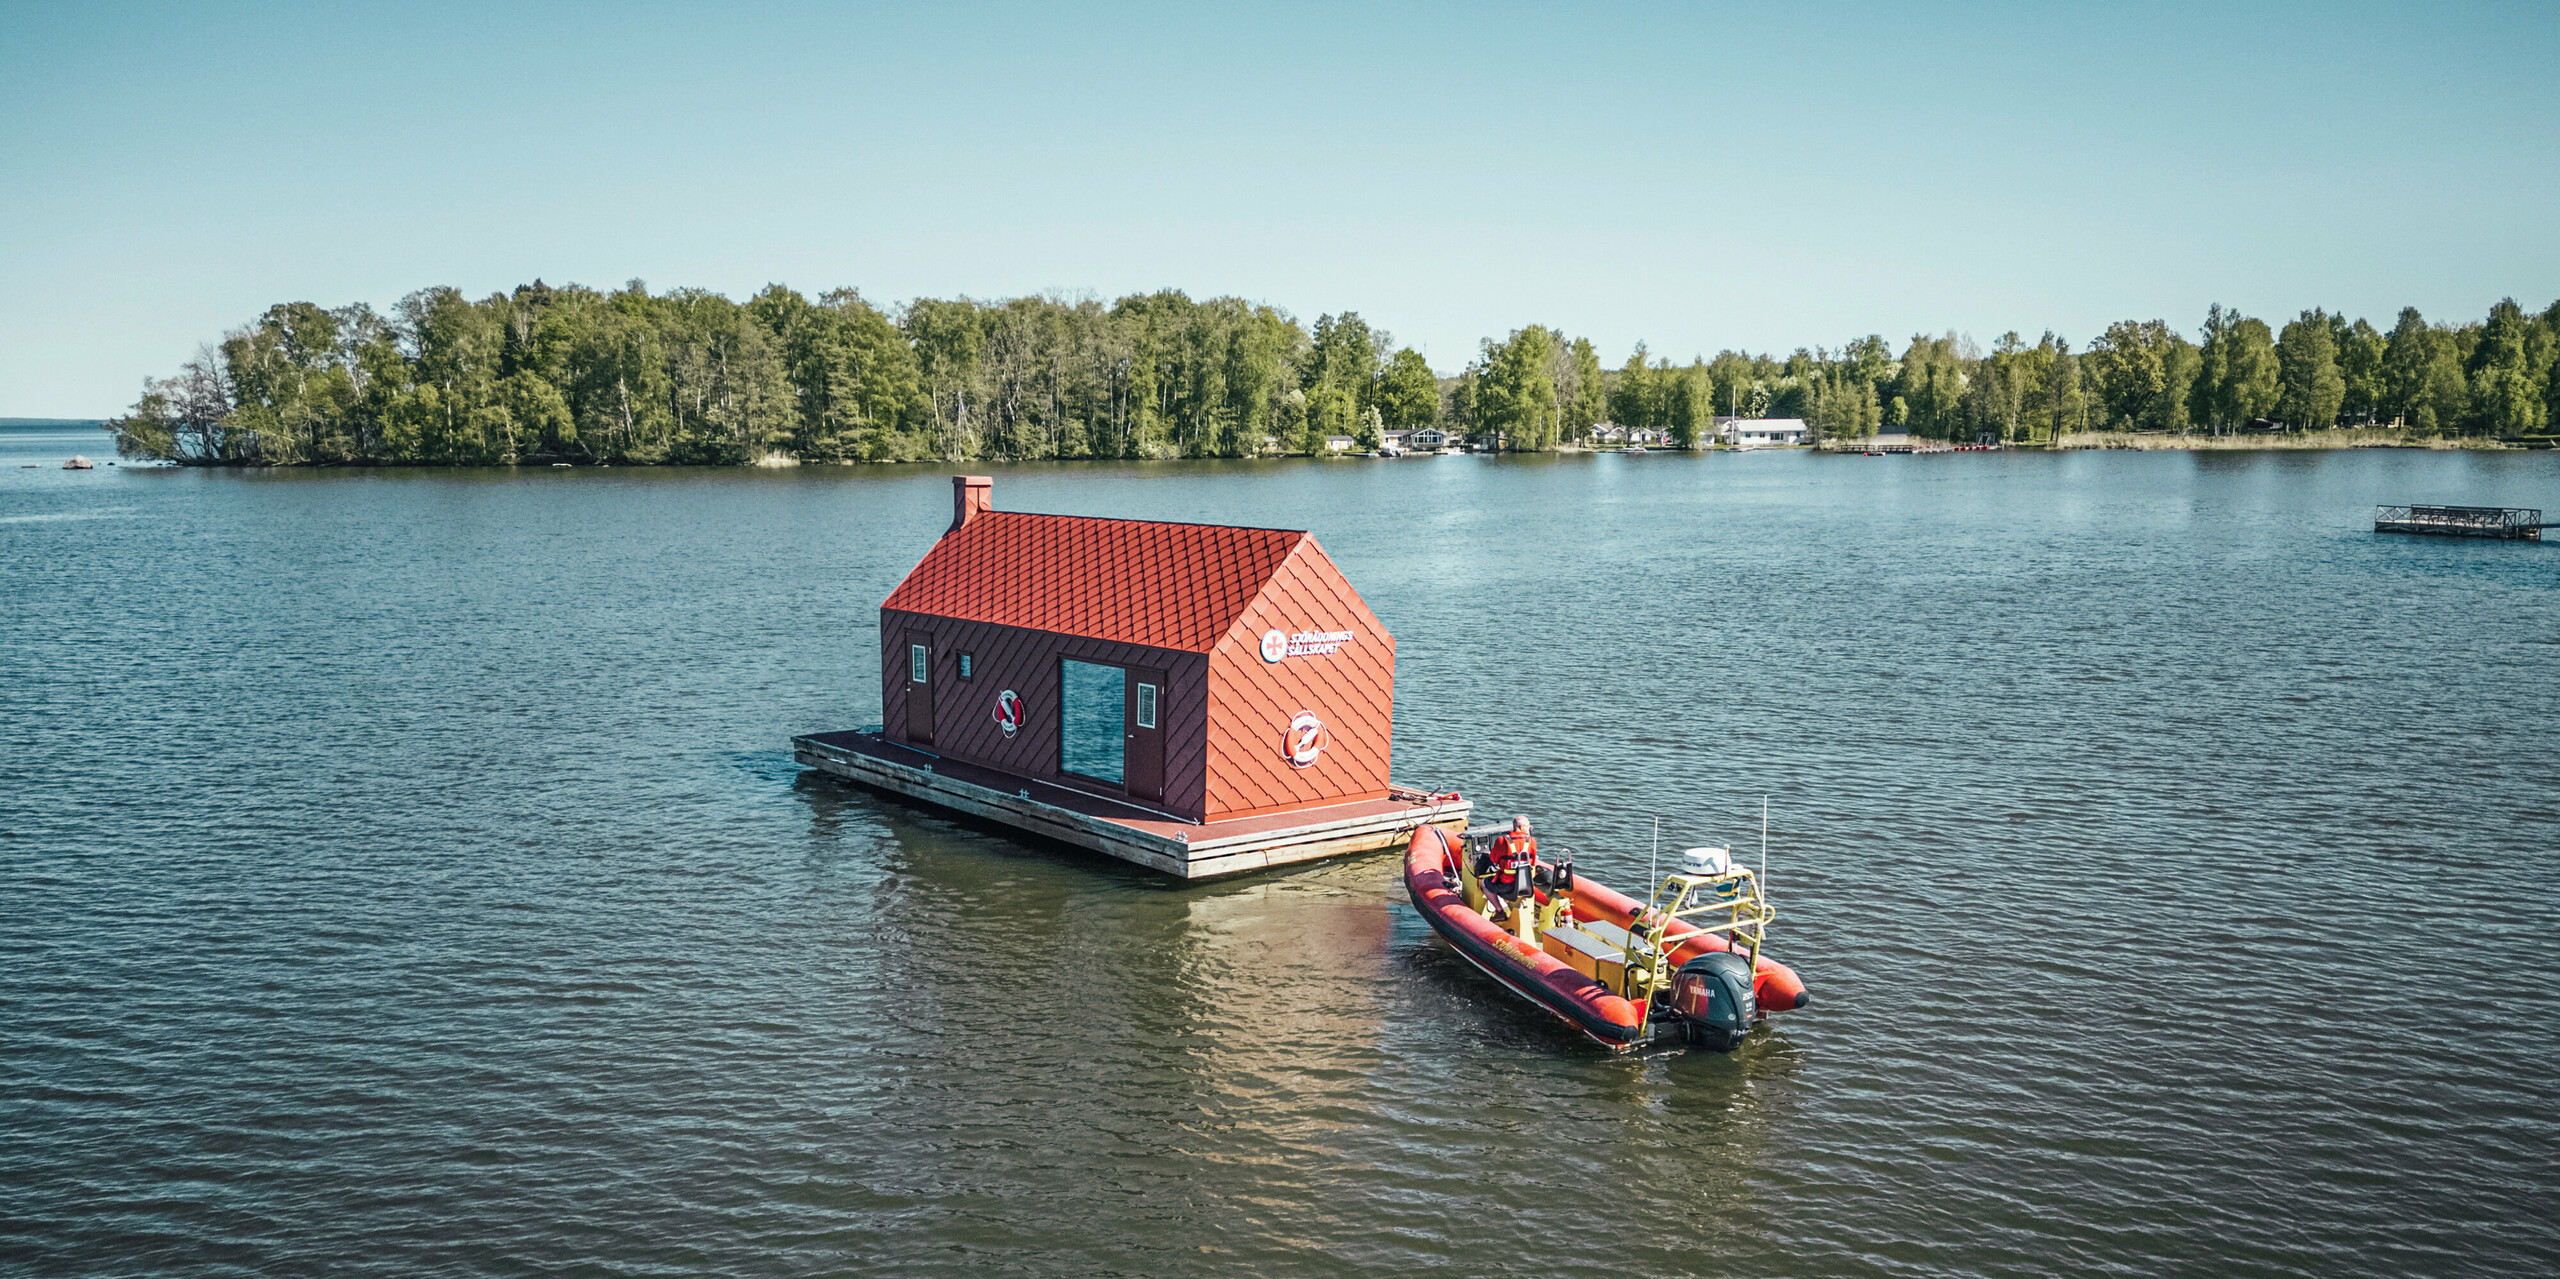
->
xmin=951 ymin=475 xmax=993 ymax=532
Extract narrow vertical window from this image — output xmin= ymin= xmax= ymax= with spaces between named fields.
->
xmin=958 ymin=653 xmax=974 ymax=681
xmin=910 ymin=644 xmax=928 ymax=684
xmin=1136 ymin=682 xmax=1158 ymax=729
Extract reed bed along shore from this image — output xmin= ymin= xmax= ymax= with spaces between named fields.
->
xmin=2049 ymin=429 xmax=2516 ymax=451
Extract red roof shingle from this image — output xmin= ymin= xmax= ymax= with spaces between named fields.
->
xmin=881 ymin=511 xmax=1308 ymax=653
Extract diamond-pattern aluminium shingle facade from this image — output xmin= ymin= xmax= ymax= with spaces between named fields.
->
xmin=879 ymin=502 xmax=1394 ymax=823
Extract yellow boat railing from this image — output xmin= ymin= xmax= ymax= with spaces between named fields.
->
xmin=1620 ymin=868 xmax=1775 ymax=1035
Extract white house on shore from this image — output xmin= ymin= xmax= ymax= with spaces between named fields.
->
xmin=1717 ymin=417 xmax=1809 ymax=447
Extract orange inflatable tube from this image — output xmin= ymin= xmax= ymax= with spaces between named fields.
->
xmin=1564 ymin=875 xmax=1811 ymax=1013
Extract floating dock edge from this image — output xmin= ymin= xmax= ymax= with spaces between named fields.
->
xmin=793 ymin=729 xmax=1470 ymax=879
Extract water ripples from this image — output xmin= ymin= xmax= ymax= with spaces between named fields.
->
xmin=4 ymin=453 xmax=2557 ymax=1275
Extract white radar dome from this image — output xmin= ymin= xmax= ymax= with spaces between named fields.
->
xmin=1681 ymin=846 xmax=1733 ymax=876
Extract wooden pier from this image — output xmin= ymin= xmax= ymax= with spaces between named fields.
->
xmin=2374 ymin=505 xmax=2547 ymax=541
xmin=1819 ymin=434 xmax=1987 ymax=454
xmin=793 ymin=729 xmax=1471 ymax=879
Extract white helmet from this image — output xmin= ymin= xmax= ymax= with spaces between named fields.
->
xmin=1512 ymin=815 xmax=1532 ymax=833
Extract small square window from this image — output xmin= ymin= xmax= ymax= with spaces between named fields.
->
xmin=1136 ymin=682 xmax=1158 ymax=729
xmin=958 ymin=652 xmax=975 ymax=681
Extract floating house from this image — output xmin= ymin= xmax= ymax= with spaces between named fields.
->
xmin=794 ymin=476 xmax=1470 ymax=878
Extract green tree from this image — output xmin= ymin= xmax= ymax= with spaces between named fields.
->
xmin=1608 ymin=343 xmax=1657 ymax=436
xmin=1706 ymin=351 xmax=1755 ymax=420
xmin=2193 ymin=307 xmax=2279 ymax=432
xmin=1968 ymin=332 xmax=2029 ymax=441
xmin=2379 ymin=309 xmax=2470 ymax=435
xmin=1478 ymin=326 xmax=1560 ymax=450
xmin=2087 ymin=319 xmax=2182 ymax=432
xmin=1893 ymin=334 xmax=1967 ymax=439
xmin=2378 ymin=307 xmax=2431 ymax=426
xmin=2275 ymin=309 xmax=2345 ymax=430
xmin=1294 ymin=311 xmax=1379 ymax=454
xmin=2333 ymin=315 xmax=2388 ymax=422
xmin=904 ymin=298 xmax=984 ymax=458
xmin=395 ymin=286 xmax=513 ymax=463
xmin=1221 ymin=302 xmax=1293 ymax=457
xmin=2466 ymin=298 xmax=2548 ymax=437
xmin=1355 ymin=405 xmax=1384 ymax=451
xmin=217 ymin=301 xmax=362 ymax=463
xmin=2025 ymin=333 xmax=2085 ymax=438
xmin=656 ymin=288 xmax=797 ymax=463
xmin=107 ymin=345 xmax=238 ymax=461
xmin=1306 ymin=384 xmax=1355 ymax=452
xmin=1667 ymin=358 xmax=1715 ymax=447
xmin=2543 ymin=300 xmax=2560 ymax=433
xmin=1557 ymin=338 xmax=1607 ymax=441
xmin=551 ymin=284 xmax=672 ymax=462
xmin=1376 ymin=347 xmax=1440 ymax=433
xmin=1443 ymin=367 xmax=1478 ymax=436
xmin=1807 ymin=353 xmax=1881 ymax=441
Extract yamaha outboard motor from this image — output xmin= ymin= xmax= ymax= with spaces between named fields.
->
xmin=1669 ymin=952 xmax=1756 ymax=1051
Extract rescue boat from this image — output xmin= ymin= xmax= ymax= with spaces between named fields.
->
xmin=1405 ymin=823 xmax=1809 ymax=1051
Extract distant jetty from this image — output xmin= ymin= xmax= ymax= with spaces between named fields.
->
xmin=2374 ymin=505 xmax=2547 ymax=541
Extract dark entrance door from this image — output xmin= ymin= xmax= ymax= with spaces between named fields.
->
xmin=904 ymin=631 xmax=935 ymax=745
xmin=1124 ymin=666 xmax=1166 ymax=802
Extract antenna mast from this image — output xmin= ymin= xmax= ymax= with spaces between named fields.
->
xmin=1760 ymin=796 xmax=1769 ymax=886
xmin=1650 ymin=816 xmax=1660 ymax=889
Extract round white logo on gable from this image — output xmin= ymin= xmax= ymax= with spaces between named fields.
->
xmin=1260 ymin=629 xmax=1288 ymax=663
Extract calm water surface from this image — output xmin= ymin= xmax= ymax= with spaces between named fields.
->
xmin=5 ymin=426 xmax=2558 ymax=1276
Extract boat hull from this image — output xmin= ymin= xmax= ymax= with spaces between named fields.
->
xmin=1405 ymin=825 xmax=1652 ymax=1047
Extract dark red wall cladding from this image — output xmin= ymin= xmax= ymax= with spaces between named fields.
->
xmin=880 ymin=609 xmax=1211 ymax=819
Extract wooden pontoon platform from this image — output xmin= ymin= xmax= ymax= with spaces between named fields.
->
xmin=793 ymin=729 xmax=1471 ymax=879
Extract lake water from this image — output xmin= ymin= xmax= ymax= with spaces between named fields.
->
xmin=6 ymin=425 xmax=2558 ymax=1276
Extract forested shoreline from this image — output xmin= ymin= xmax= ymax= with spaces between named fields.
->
xmin=106 ymin=281 xmax=2560 ymax=465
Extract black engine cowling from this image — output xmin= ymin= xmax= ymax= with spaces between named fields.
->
xmin=1668 ymin=953 xmax=1756 ymax=1051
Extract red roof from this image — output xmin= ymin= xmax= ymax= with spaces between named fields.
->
xmin=881 ymin=511 xmax=1309 ymax=653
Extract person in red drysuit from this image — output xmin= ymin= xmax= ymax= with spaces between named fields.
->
xmin=1489 ymin=815 xmax=1539 ymax=875
xmin=1483 ymin=815 xmax=1539 ymax=916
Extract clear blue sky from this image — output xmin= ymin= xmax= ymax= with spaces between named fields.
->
xmin=4 ymin=0 xmax=2554 ymax=416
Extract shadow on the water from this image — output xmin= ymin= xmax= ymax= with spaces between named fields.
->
xmin=1398 ymin=923 xmax=1810 ymax=1092
xmin=788 ymin=765 xmax=1166 ymax=888
xmin=1398 ymin=931 xmax=1603 ymax=1056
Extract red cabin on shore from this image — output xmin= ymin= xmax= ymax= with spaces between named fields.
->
xmin=876 ymin=476 xmax=1397 ymax=824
